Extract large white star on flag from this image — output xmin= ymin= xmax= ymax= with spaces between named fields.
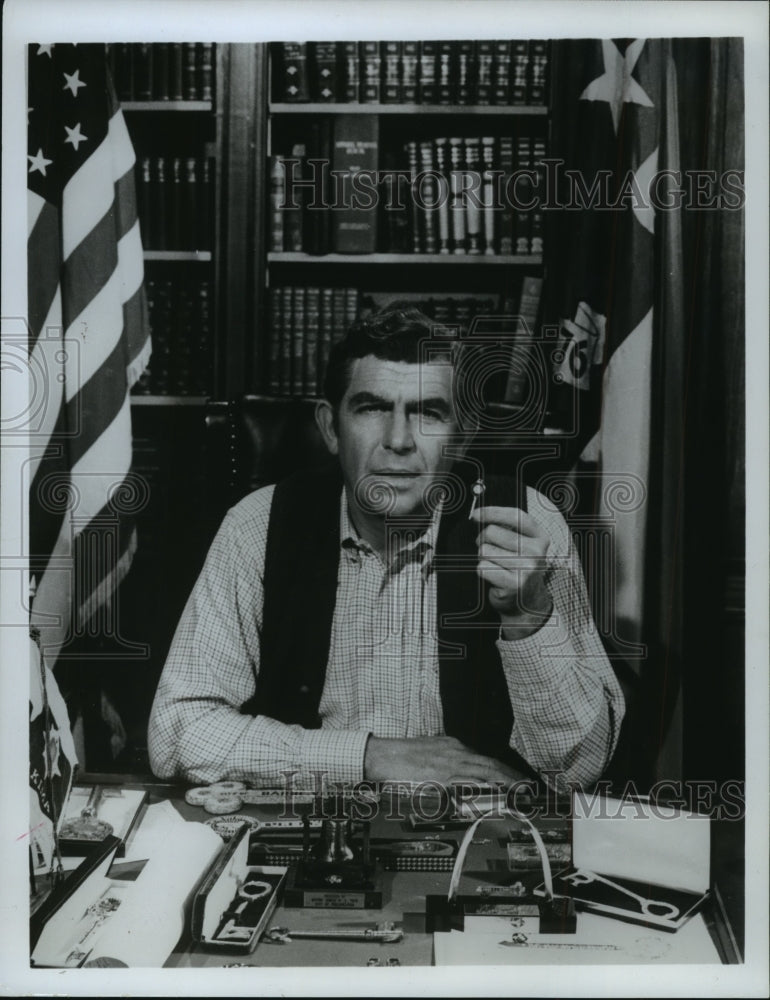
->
xmin=64 ymin=123 xmax=88 ymax=151
xmin=37 ymin=44 xmax=54 ymax=58
xmin=28 ymin=148 xmax=53 ymax=176
xmin=63 ymin=69 xmax=87 ymax=97
xmin=580 ymin=39 xmax=654 ymax=134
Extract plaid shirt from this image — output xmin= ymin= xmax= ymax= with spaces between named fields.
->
xmin=149 ymin=485 xmax=624 ymax=790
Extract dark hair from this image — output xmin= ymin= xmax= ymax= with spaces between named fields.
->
xmin=322 ymin=304 xmax=455 ymax=410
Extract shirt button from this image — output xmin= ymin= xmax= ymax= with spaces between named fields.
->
xmin=299 ymin=685 xmax=310 ymax=695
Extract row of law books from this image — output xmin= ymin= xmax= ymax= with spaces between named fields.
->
xmin=271 ymin=40 xmax=548 ymax=105
xmin=267 ymin=286 xmax=360 ymax=398
xmin=106 ymin=42 xmax=215 ymax=102
xmin=137 ymin=156 xmax=213 ymax=252
xmin=132 ymin=278 xmax=213 ymax=396
xmin=269 ymin=121 xmax=546 ymax=256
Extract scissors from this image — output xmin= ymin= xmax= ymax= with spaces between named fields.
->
xmin=564 ymin=868 xmax=680 ymax=920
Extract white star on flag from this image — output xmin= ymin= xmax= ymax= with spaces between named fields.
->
xmin=64 ymin=123 xmax=88 ymax=151
xmin=37 ymin=44 xmax=54 ymax=58
xmin=28 ymin=147 xmax=53 ymax=176
xmin=580 ymin=38 xmax=654 ymax=134
xmin=63 ymin=69 xmax=87 ymax=97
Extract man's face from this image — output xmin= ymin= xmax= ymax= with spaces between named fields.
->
xmin=317 ymin=355 xmax=461 ymax=524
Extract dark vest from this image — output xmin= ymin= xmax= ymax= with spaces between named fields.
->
xmin=243 ymin=461 xmax=536 ymax=775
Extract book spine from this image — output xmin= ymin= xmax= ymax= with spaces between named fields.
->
xmin=344 ymin=287 xmax=359 ymax=329
xmin=481 ymin=136 xmax=497 ymax=256
xmin=268 ymin=286 xmax=283 ymax=394
xmin=319 ymin=287 xmax=334 ymax=390
xmin=437 ymin=41 xmax=455 ymax=104
xmin=182 ymin=156 xmax=199 ymax=250
xmin=331 ymin=115 xmax=379 ymax=254
xmin=381 ymin=41 xmax=402 ymax=104
xmin=153 ymin=43 xmax=170 ymax=100
xmin=291 ymin=286 xmax=306 ymax=395
xmin=284 ymin=146 xmax=305 ymax=252
xmin=172 ymin=282 xmax=194 ymax=393
xmin=268 ymin=155 xmax=285 ymax=252
xmin=360 ymin=41 xmax=381 ymax=103
xmin=448 ymin=137 xmax=466 ymax=254
xmin=514 ymin=136 xmax=532 ymax=255
xmin=379 ymin=151 xmax=410 ymax=253
xmin=531 ymin=137 xmax=546 ymax=255
xmin=199 ymin=43 xmax=214 ymax=102
xmin=275 ymin=42 xmax=309 ymax=102
xmin=332 ymin=287 xmax=346 ymax=345
xmin=168 ymin=157 xmax=182 ymax=251
xmin=418 ymin=41 xmax=437 ymax=104
xmin=304 ymin=119 xmax=332 ymax=255
xmin=528 ymin=40 xmax=549 ymax=104
xmin=339 ymin=41 xmax=360 ymax=103
xmin=434 ymin=138 xmax=451 ymax=255
xmin=200 ymin=157 xmax=212 ymax=250
xmin=304 ymin=287 xmax=321 ymax=396
xmin=311 ymin=41 xmax=338 ymax=102
xmin=456 ymin=40 xmax=475 ymax=104
xmin=115 ymin=43 xmax=134 ymax=101
xmin=475 ymin=40 xmax=494 ymax=104
xmin=196 ymin=280 xmax=213 ymax=394
xmin=463 ymin=136 xmax=482 ymax=255
xmin=153 ymin=156 xmax=168 ymax=251
xmin=405 ymin=141 xmax=421 ymax=253
xmin=511 ymin=41 xmax=529 ymax=105
xmin=498 ymin=136 xmax=515 ymax=255
xmin=170 ymin=43 xmax=184 ymax=101
xmin=135 ymin=43 xmax=154 ymax=101
xmin=183 ymin=44 xmax=197 ymax=100
xmin=280 ymin=287 xmax=294 ymax=394
xmin=504 ymin=276 xmax=542 ymax=404
xmin=138 ymin=156 xmax=152 ymax=249
xmin=401 ymin=41 xmax=419 ymax=104
xmin=418 ymin=141 xmax=439 ymax=254
xmin=492 ymin=40 xmax=512 ymax=105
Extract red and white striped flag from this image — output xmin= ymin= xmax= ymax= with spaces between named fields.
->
xmin=27 ymin=43 xmax=150 ymax=665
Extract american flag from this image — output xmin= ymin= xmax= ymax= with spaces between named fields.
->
xmin=27 ymin=43 xmax=150 ymax=666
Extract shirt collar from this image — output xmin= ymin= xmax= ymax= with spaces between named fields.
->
xmin=339 ymin=488 xmax=442 ymax=570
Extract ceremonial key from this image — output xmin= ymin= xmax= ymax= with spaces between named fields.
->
xmin=266 ymin=921 xmax=403 ymax=944
xmin=468 ymin=477 xmax=486 ymax=519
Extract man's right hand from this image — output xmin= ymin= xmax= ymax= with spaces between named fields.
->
xmin=363 ymin=735 xmax=526 ymax=785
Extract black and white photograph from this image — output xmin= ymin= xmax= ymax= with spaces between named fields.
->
xmin=1 ymin=0 xmax=768 ymax=995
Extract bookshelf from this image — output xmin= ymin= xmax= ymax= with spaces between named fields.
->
xmin=259 ymin=39 xmax=552 ymax=412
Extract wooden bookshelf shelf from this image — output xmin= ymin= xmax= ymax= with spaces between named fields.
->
xmin=143 ymin=251 xmax=212 ymax=262
xmin=130 ymin=395 xmax=210 ymax=406
xmin=269 ymin=103 xmax=548 ymax=116
xmin=122 ymin=100 xmax=213 ymax=112
xmin=268 ymin=252 xmax=543 ymax=266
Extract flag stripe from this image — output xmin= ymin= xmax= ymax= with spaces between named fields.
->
xmin=61 ymin=208 xmax=118 ymax=325
xmin=61 ymin=112 xmax=136 ymax=259
xmin=27 ymin=200 xmax=61 ymax=345
xmin=113 ymin=167 xmax=139 ymax=242
xmin=62 ymin=248 xmax=144 ymax=396
xmin=123 ymin=281 xmax=152 ymax=384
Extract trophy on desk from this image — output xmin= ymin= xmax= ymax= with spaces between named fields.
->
xmin=284 ymin=797 xmax=383 ymax=909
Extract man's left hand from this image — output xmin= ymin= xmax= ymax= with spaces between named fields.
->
xmin=470 ymin=505 xmax=553 ymax=639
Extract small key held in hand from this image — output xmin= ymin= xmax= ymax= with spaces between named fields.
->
xmin=468 ymin=478 xmax=486 ymax=519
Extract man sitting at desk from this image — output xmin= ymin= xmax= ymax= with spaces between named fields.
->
xmin=149 ymin=306 xmax=624 ymax=792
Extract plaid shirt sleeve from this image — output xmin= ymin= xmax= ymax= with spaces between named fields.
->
xmin=147 ymin=486 xmax=370 ymax=788
xmin=497 ymin=487 xmax=626 ymax=791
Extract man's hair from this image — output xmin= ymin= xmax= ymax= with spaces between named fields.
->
xmin=322 ymin=304 xmax=456 ymax=410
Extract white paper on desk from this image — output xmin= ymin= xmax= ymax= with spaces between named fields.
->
xmin=121 ymin=799 xmax=187 ymax=863
xmin=572 ymin=793 xmax=710 ymax=893
xmin=433 ymin=912 xmax=722 ymax=965
xmin=87 ymin=806 xmax=222 ymax=967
